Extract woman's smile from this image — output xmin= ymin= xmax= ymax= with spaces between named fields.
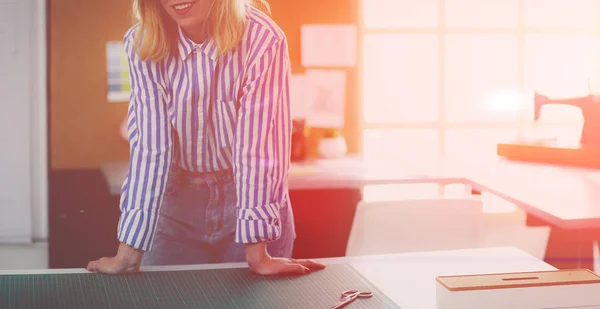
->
xmin=160 ymin=0 xmax=210 ymax=39
xmin=171 ymin=1 xmax=196 ymax=15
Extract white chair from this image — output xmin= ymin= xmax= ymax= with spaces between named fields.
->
xmin=346 ymin=197 xmax=485 ymax=256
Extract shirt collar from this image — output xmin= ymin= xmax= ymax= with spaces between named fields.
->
xmin=177 ymin=27 xmax=218 ymax=61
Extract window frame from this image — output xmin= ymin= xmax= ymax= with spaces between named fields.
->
xmin=358 ymin=0 xmax=600 ymax=155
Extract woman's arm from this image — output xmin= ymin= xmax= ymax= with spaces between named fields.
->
xmin=233 ymin=34 xmax=324 ymax=274
xmin=233 ymin=36 xmax=290 ymax=246
xmin=88 ymin=27 xmax=174 ymax=274
xmin=117 ymin=27 xmax=174 ymax=252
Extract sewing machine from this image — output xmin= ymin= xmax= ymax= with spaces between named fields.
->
xmin=497 ymin=92 xmax=600 ymax=168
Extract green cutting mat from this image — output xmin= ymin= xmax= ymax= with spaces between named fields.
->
xmin=0 ymin=263 xmax=400 ymax=309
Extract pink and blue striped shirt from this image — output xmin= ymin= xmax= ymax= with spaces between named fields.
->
xmin=118 ymin=7 xmax=292 ymax=251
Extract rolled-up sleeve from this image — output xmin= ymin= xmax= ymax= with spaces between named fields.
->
xmin=117 ymin=28 xmax=174 ymax=251
xmin=234 ymin=36 xmax=292 ymax=244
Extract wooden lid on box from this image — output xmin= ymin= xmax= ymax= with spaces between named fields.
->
xmin=437 ymin=269 xmax=600 ymax=291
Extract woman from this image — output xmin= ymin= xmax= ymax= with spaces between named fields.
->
xmin=87 ymin=0 xmax=325 ymax=276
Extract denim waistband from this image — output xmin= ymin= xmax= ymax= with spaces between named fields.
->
xmin=176 ymin=166 xmax=234 ymax=185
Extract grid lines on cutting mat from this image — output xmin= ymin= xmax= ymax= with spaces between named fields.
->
xmin=0 ymin=263 xmax=400 ymax=309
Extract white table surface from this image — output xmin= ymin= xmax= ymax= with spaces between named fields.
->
xmin=0 ymin=247 xmax=555 ymax=309
xmin=452 ymin=156 xmax=600 ymax=229
xmin=289 ymin=155 xmax=600 ymax=229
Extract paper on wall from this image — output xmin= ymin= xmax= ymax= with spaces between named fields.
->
xmin=290 ymin=74 xmax=310 ymax=120
xmin=304 ymin=69 xmax=346 ymax=128
xmin=106 ymin=41 xmax=131 ymax=103
xmin=301 ymin=24 xmax=357 ymax=67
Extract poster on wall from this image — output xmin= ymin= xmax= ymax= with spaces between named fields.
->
xmin=304 ymin=69 xmax=347 ymax=128
xmin=106 ymin=41 xmax=131 ymax=103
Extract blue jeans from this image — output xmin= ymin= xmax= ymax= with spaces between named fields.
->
xmin=141 ymin=165 xmax=296 ymax=266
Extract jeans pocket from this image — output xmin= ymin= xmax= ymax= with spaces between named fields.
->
xmin=164 ymin=166 xmax=181 ymax=196
xmin=159 ymin=180 xmax=207 ymax=232
xmin=219 ymin=179 xmax=238 ymax=234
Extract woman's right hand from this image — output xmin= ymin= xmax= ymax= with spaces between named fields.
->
xmin=245 ymin=242 xmax=326 ymax=276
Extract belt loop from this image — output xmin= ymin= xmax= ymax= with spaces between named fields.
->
xmin=178 ymin=168 xmax=233 ymax=185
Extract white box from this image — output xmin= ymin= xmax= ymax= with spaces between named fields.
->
xmin=436 ymin=269 xmax=600 ymax=309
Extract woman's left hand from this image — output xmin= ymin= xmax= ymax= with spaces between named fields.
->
xmin=245 ymin=242 xmax=326 ymax=276
xmin=86 ymin=242 xmax=144 ymax=275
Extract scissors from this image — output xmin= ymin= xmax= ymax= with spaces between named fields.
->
xmin=330 ymin=289 xmax=374 ymax=309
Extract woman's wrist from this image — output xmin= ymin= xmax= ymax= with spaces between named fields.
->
xmin=245 ymin=242 xmax=269 ymax=267
xmin=117 ymin=242 xmax=144 ymax=265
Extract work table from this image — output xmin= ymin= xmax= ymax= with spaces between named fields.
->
xmin=99 ymin=154 xmax=600 ymax=270
xmin=0 ymin=247 xmax=556 ymax=309
xmin=100 ymin=154 xmax=600 ymax=228
xmin=100 ymin=155 xmax=464 ymax=195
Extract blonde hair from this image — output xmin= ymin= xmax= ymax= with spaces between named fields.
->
xmin=132 ymin=0 xmax=270 ymax=62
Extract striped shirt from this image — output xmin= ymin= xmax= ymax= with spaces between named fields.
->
xmin=117 ymin=7 xmax=292 ymax=251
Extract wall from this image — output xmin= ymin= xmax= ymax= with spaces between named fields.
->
xmin=270 ymin=0 xmax=359 ymax=156
xmin=49 ymin=0 xmax=358 ymax=170
xmin=31 ymin=0 xmax=48 ymax=240
xmin=49 ymin=0 xmax=132 ymax=169
xmin=0 ymin=0 xmax=35 ymax=242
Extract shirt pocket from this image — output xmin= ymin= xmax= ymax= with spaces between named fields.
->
xmin=214 ymin=99 xmax=238 ymax=149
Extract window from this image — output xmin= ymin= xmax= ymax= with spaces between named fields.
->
xmin=363 ymin=0 xmax=438 ymax=29
xmin=361 ymin=0 xmax=598 ymax=155
xmin=524 ymin=34 xmax=599 ymax=104
xmin=445 ymin=0 xmax=519 ymax=28
xmin=445 ymin=128 xmax=518 ymax=157
xmin=524 ymin=0 xmax=598 ymax=28
xmin=360 ymin=0 xmax=598 ymax=206
xmin=363 ymin=35 xmax=439 ymax=123
xmin=363 ymin=128 xmax=438 ymax=162
xmin=445 ymin=34 xmax=520 ymax=122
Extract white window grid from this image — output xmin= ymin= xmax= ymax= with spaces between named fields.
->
xmin=357 ymin=0 xmax=600 ymax=154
